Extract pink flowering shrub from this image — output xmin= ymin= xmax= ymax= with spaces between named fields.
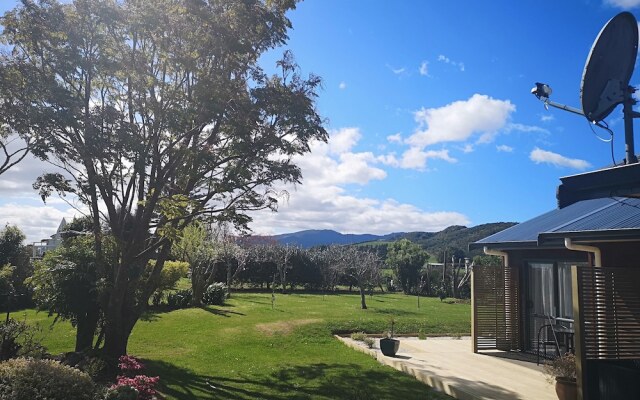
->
xmin=112 ymin=375 xmax=159 ymax=400
xmin=118 ymin=355 xmax=145 ymax=375
xmin=107 ymin=355 xmax=160 ymax=400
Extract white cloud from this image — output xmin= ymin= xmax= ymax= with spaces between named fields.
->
xmin=338 ymin=81 xmax=347 ymax=90
xmin=437 ymin=54 xmax=465 ymax=72
xmin=496 ymin=144 xmax=514 ymax=153
xmin=247 ymin=128 xmax=470 ymax=235
xmin=387 ymin=65 xmax=406 ymax=75
xmin=540 ymin=114 xmax=555 ymax=122
xmin=400 ymin=147 xmax=457 ymax=170
xmin=0 ymin=203 xmax=79 ymax=243
xmin=249 ymin=185 xmax=470 ymax=235
xmin=328 ymin=127 xmax=360 ymax=154
xmin=407 ymin=94 xmax=515 ymax=148
xmin=461 ymin=144 xmax=474 ymax=153
xmin=419 ymin=61 xmax=430 ymax=76
xmin=604 ymin=0 xmax=640 ymax=8
xmin=386 ymin=133 xmax=403 ymax=143
xmin=506 ymin=123 xmax=550 ymax=135
xmin=376 ymin=153 xmax=400 ymax=167
xmin=529 ymin=147 xmax=591 ymax=170
xmin=296 ymin=128 xmax=386 ymax=186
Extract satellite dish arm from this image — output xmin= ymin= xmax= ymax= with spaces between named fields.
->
xmin=531 ymin=83 xmax=585 ymax=116
xmin=543 ymin=99 xmax=585 ymax=117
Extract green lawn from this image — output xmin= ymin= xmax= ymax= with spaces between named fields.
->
xmin=12 ymin=292 xmax=469 ymax=400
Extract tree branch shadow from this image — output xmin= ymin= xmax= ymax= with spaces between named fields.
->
xmin=147 ymin=360 xmax=453 ymax=400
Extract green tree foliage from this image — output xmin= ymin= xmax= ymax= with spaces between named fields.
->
xmin=0 ymin=0 xmax=326 ymax=357
xmin=385 ymin=239 xmax=429 ymax=294
xmin=0 ymin=225 xmax=31 ymax=309
xmin=29 ymin=236 xmax=114 ymax=352
xmin=174 ymin=223 xmax=220 ymax=306
xmin=149 ymin=260 xmax=189 ymax=305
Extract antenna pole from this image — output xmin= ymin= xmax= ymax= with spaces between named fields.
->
xmin=623 ymin=86 xmax=638 ymax=164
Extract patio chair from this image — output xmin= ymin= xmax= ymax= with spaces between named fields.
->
xmin=536 ymin=322 xmax=562 ymax=365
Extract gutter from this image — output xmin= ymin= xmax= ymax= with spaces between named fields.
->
xmin=564 ymin=238 xmax=601 ymax=267
xmin=483 ymin=246 xmax=508 ymax=267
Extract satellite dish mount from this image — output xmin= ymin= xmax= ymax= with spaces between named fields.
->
xmin=532 ymin=12 xmax=640 ymax=164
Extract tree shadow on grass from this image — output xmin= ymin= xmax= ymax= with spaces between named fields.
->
xmin=147 ymin=359 xmax=451 ymax=400
xmin=372 ymin=308 xmax=417 ymax=317
xmin=200 ymin=307 xmax=245 ymax=317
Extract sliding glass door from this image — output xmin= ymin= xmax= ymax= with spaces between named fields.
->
xmin=525 ymin=261 xmax=580 ymax=351
xmin=527 ymin=262 xmax=555 ymax=350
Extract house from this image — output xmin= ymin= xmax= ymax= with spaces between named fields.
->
xmin=470 ymin=162 xmax=640 ymax=400
xmin=31 ymin=218 xmax=67 ymax=259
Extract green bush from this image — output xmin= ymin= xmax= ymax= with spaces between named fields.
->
xmin=166 ymin=288 xmax=192 ymax=309
xmin=151 ymin=260 xmax=190 ymax=306
xmin=0 ymin=319 xmax=45 ymax=361
xmin=363 ymin=337 xmax=375 ymax=349
xmin=203 ymin=282 xmax=227 ymax=306
xmin=350 ymin=331 xmax=368 ymax=342
xmin=0 ymin=358 xmax=95 ymax=400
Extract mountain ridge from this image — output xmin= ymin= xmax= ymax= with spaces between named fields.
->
xmin=270 ymin=223 xmax=516 ymax=254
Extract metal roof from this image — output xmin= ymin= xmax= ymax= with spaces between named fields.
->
xmin=472 ymin=197 xmax=640 ymax=249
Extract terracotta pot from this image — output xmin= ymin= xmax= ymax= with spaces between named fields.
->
xmin=379 ymin=338 xmax=400 ymax=356
xmin=555 ymin=377 xmax=577 ymax=400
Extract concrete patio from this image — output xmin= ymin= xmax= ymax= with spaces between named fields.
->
xmin=338 ymin=336 xmax=556 ymax=400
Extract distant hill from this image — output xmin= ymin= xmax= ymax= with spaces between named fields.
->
xmin=271 ymin=223 xmax=516 ymax=256
xmin=273 ymin=229 xmax=398 ymax=248
xmin=415 ymin=222 xmax=516 ymax=259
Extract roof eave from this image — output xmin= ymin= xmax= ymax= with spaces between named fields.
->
xmin=539 ymin=228 xmax=640 ymax=244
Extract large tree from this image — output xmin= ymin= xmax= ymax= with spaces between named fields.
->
xmin=0 ymin=0 xmax=326 ymax=357
xmin=332 ymin=246 xmax=381 ymax=309
xmin=385 ymin=239 xmax=429 ymax=294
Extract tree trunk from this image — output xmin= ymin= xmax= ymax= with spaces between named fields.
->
xmin=75 ymin=306 xmax=99 ymax=352
xmin=359 ymin=286 xmax=367 ymax=309
xmin=226 ymin=263 xmax=233 ymax=298
xmin=102 ymin=320 xmax=131 ymax=359
xmin=192 ymin=279 xmax=205 ymax=307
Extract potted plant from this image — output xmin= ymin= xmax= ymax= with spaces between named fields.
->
xmin=543 ymin=353 xmax=577 ymax=400
xmin=379 ymin=317 xmax=400 ymax=357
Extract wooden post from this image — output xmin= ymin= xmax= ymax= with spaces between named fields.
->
xmin=471 ymin=264 xmax=478 ymax=353
xmin=572 ymin=265 xmax=586 ymax=400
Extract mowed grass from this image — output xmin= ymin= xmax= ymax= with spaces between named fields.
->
xmin=13 ymin=292 xmax=469 ymax=400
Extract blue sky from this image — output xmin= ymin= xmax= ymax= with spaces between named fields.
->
xmin=1 ymin=0 xmax=640 ymax=241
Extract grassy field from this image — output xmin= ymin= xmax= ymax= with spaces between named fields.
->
xmin=12 ymin=292 xmax=469 ymax=400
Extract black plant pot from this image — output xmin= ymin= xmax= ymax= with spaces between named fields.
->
xmin=379 ymin=338 xmax=400 ymax=357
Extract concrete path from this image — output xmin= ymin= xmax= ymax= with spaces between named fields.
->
xmin=338 ymin=336 xmax=556 ymax=400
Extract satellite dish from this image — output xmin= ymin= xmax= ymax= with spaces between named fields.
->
xmin=580 ymin=12 xmax=638 ymax=123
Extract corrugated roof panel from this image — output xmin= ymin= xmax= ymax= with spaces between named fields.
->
xmin=475 ymin=197 xmax=619 ymax=244
xmin=553 ymin=198 xmax=640 ymax=232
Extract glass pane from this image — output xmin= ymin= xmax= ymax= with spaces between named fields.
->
xmin=528 ymin=262 xmax=555 ymax=350
xmin=557 ymin=263 xmax=574 ymax=320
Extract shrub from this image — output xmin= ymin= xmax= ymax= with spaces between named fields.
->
xmin=105 ymin=385 xmax=139 ymax=400
xmin=166 ymin=288 xmax=192 ymax=309
xmin=543 ymin=353 xmax=576 ymax=384
xmin=203 ymin=282 xmax=227 ymax=306
xmin=350 ymin=331 xmax=368 ymax=342
xmin=112 ymin=375 xmax=159 ymax=400
xmin=418 ymin=328 xmax=426 ymax=340
xmin=109 ymin=355 xmax=159 ymax=400
xmin=0 ymin=358 xmax=95 ymax=400
xmin=150 ymin=260 xmax=189 ymax=306
xmin=0 ymin=318 xmax=45 ymax=361
xmin=363 ymin=337 xmax=375 ymax=349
